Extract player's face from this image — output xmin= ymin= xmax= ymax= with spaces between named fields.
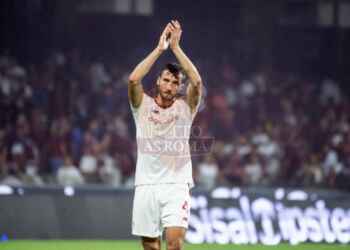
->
xmin=157 ymin=69 xmax=181 ymax=101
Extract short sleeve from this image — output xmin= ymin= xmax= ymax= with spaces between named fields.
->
xmin=129 ymin=93 xmax=149 ymax=121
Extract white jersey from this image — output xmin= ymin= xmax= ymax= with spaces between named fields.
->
xmin=130 ymin=93 xmax=197 ymax=188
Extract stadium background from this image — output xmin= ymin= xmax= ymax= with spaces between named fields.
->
xmin=0 ymin=0 xmax=350 ymax=249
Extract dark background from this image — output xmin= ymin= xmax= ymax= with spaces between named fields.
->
xmin=0 ymin=0 xmax=349 ymax=90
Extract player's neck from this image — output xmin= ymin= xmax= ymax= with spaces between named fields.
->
xmin=155 ymin=94 xmax=175 ymax=109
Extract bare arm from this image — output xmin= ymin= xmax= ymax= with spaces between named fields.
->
xmin=169 ymin=20 xmax=202 ymax=113
xmin=173 ymin=46 xmax=202 ymax=113
xmin=128 ymin=47 xmax=162 ymax=108
xmin=128 ymin=24 xmax=171 ymax=108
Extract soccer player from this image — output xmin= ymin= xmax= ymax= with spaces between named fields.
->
xmin=128 ymin=20 xmax=202 ymax=250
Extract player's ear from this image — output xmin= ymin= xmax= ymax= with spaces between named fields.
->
xmin=156 ymin=77 xmax=160 ymax=86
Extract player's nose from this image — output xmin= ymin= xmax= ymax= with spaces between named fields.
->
xmin=166 ymin=82 xmax=172 ymax=90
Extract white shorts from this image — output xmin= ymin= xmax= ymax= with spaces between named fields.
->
xmin=132 ymin=183 xmax=191 ymax=238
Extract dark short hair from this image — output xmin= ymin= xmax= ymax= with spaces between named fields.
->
xmin=159 ymin=63 xmax=183 ymax=79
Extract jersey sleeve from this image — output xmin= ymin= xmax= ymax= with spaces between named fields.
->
xmin=129 ymin=93 xmax=149 ymax=121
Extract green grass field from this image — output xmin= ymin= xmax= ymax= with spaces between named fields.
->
xmin=0 ymin=240 xmax=348 ymax=250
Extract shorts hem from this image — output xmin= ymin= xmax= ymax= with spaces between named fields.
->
xmin=162 ymin=224 xmax=188 ymax=230
xmin=132 ymin=231 xmax=161 ymax=238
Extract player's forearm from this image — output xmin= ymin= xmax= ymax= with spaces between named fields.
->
xmin=129 ymin=47 xmax=163 ymax=84
xmin=172 ymin=46 xmax=202 ymax=87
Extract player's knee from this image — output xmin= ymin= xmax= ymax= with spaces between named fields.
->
xmin=142 ymin=241 xmax=160 ymax=250
xmin=141 ymin=238 xmax=160 ymax=250
xmin=166 ymin=238 xmax=183 ymax=250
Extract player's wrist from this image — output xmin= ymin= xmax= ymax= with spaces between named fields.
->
xmin=171 ymin=45 xmax=182 ymax=55
xmin=156 ymin=45 xmax=166 ymax=53
xmin=170 ymin=44 xmax=181 ymax=51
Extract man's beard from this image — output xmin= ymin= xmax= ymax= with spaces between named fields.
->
xmin=160 ymin=91 xmax=175 ymax=101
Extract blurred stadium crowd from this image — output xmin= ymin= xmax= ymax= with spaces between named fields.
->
xmin=0 ymin=49 xmax=349 ymax=190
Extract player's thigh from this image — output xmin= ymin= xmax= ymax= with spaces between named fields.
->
xmin=132 ymin=185 xmax=161 ymax=237
xmin=161 ymin=184 xmax=191 ymax=228
xmin=132 ymin=185 xmax=157 ymax=219
xmin=165 ymin=227 xmax=186 ymax=250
